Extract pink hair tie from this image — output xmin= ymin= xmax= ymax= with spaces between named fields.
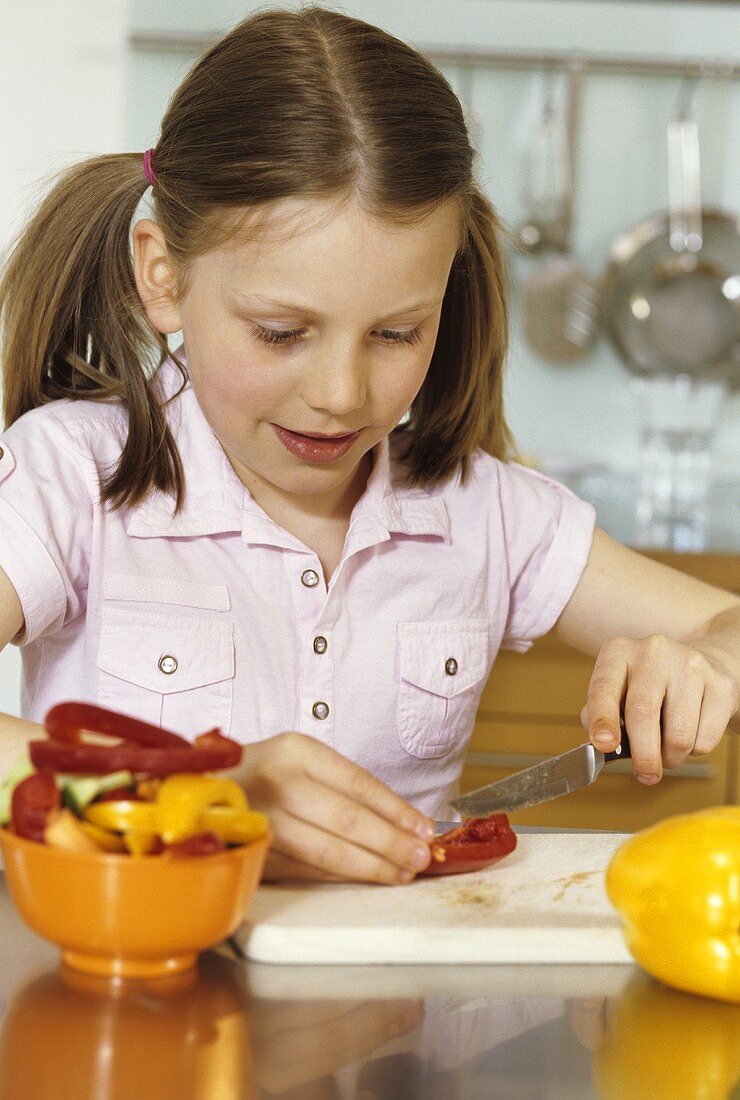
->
xmin=143 ymin=148 xmax=156 ymax=186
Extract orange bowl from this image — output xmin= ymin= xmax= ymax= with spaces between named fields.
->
xmin=0 ymin=827 xmax=271 ymax=978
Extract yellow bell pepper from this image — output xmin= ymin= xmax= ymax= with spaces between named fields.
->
xmin=154 ymin=774 xmax=248 ymax=844
xmin=606 ymin=805 xmax=740 ymax=1004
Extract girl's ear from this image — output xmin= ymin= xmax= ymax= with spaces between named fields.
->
xmin=132 ymin=219 xmax=182 ymax=334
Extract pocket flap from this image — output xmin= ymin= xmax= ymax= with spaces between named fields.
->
xmin=399 ymin=620 xmax=489 ymax=698
xmin=97 ymin=608 xmax=234 ymax=694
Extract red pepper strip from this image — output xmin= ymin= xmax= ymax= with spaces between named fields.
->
xmin=11 ymin=773 xmax=61 ymax=843
xmin=164 ymin=831 xmax=226 ymax=857
xmin=45 ymin=702 xmax=189 ymax=748
xmin=29 ymin=730 xmax=243 ymax=776
xmin=418 ymin=813 xmax=517 ymax=877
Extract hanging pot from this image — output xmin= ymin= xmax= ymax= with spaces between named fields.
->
xmin=600 ymin=79 xmax=740 ymax=385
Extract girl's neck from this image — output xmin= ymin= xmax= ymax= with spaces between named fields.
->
xmin=231 ymin=448 xmax=375 ymax=544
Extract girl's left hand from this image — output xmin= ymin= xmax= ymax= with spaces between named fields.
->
xmin=580 ymin=635 xmax=739 ymax=784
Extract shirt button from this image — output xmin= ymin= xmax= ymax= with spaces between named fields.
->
xmin=313 ymin=636 xmax=328 ymax=655
xmin=158 ymin=655 xmax=179 ymax=675
xmin=301 ymin=569 xmax=320 ymax=588
xmin=445 ymin=657 xmax=458 ymax=676
xmin=312 ymin=701 xmax=330 ymax=720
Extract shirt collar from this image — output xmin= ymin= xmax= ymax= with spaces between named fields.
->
xmin=126 ymin=355 xmax=450 ymax=546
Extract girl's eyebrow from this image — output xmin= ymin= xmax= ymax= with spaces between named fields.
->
xmin=232 ymin=293 xmax=442 ymax=319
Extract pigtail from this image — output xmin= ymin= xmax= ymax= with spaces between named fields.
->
xmin=0 ymin=154 xmax=185 ymax=513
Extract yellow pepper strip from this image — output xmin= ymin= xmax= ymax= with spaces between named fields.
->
xmin=154 ymin=775 xmax=248 ymax=844
xmin=200 ymin=806 xmax=269 ymax=844
xmin=606 ymin=805 xmax=740 ymax=1004
xmin=83 ymin=800 xmax=157 ymax=834
xmin=78 ymin=820 xmax=127 ymax=853
xmin=123 ymin=831 xmax=160 ymax=857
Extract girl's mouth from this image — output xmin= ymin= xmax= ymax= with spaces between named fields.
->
xmin=271 ymin=424 xmax=362 ymax=463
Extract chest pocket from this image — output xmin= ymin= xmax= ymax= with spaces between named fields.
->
xmin=96 ymin=607 xmax=234 ymax=737
xmin=397 ymin=620 xmax=490 ymax=759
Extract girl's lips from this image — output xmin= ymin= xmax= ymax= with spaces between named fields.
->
xmin=271 ymin=424 xmax=362 ymax=464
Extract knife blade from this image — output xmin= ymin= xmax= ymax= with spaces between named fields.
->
xmin=451 ymin=725 xmax=631 ymax=818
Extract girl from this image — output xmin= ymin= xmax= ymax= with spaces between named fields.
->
xmin=0 ymin=6 xmax=737 ymax=885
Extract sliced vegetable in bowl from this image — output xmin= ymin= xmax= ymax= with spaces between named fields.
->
xmin=2 ymin=702 xmax=268 ymax=858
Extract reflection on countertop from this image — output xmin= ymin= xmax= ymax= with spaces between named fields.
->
xmin=0 ymin=878 xmax=739 ymax=1099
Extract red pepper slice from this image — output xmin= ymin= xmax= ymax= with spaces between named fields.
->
xmin=164 ymin=831 xmax=226 ymax=857
xmin=11 ymin=773 xmax=61 ymax=843
xmin=28 ymin=702 xmax=243 ymax=776
xmin=418 ymin=813 xmax=517 ymax=877
xmin=45 ymin=703 xmax=190 ymax=748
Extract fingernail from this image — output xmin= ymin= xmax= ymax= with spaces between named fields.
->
xmin=637 ymin=773 xmax=661 ymax=785
xmin=593 ymin=732 xmax=615 ymax=746
xmin=414 ymin=820 xmax=435 ymax=841
xmin=398 ymin=868 xmax=415 ymax=883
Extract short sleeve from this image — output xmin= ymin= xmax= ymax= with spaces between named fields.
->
xmin=496 ymin=462 xmax=595 ymax=653
xmin=0 ymin=408 xmax=94 ymax=646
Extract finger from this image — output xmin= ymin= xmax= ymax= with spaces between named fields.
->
xmin=693 ymin=676 xmax=737 ymax=754
xmin=268 ymin=774 xmax=433 ymax=877
xmin=585 ymin=644 xmax=628 ymax=750
xmin=660 ymin=668 xmax=703 ymax=770
xmin=267 ymin=811 xmax=426 ymax=884
xmin=301 ymin=740 xmax=435 ymax=841
xmin=243 ymin=732 xmax=435 ymax=843
xmin=623 ymin=667 xmax=665 ymax=784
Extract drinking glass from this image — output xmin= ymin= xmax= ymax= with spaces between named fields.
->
xmin=631 ymin=373 xmax=728 ymax=552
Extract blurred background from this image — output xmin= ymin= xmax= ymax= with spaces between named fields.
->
xmin=1 ymin=0 xmax=738 ymax=721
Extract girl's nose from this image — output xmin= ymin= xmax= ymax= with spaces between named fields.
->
xmin=305 ymin=351 xmax=368 ymax=416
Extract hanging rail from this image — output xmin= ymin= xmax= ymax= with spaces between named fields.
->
xmin=128 ymin=32 xmax=739 ymax=78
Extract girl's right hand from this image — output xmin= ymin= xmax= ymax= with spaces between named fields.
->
xmin=231 ymin=732 xmax=435 ymax=884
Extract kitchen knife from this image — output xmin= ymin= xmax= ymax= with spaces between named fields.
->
xmin=450 ymin=725 xmax=631 ymax=818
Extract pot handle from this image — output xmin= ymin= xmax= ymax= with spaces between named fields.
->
xmin=667 ymin=78 xmax=703 ymax=254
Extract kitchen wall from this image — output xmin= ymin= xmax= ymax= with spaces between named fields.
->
xmin=0 ymin=0 xmax=737 ymax=718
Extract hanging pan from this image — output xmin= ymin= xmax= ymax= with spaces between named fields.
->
xmin=600 ymin=77 xmax=740 ymax=385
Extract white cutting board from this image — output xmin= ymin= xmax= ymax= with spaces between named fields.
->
xmin=239 ymin=832 xmax=633 ymax=965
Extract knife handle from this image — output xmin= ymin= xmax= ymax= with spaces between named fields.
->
xmin=603 ymin=722 xmax=631 ymax=763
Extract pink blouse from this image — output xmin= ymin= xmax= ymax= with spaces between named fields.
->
xmin=0 ymin=357 xmax=595 ymax=817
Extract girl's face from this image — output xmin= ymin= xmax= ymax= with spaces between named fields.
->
xmin=137 ymin=196 xmax=462 ymax=520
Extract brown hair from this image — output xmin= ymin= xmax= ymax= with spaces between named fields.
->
xmin=0 ymin=4 xmax=512 ymax=514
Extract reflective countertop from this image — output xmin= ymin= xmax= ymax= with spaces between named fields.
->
xmin=1 ymin=872 xmax=739 ymax=1099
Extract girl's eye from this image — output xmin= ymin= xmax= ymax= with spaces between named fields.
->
xmin=248 ymin=324 xmax=424 ymax=348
